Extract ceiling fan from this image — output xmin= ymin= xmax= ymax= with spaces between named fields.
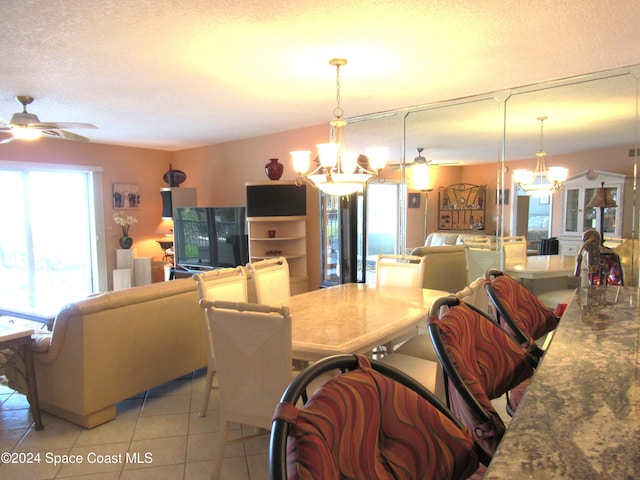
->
xmin=0 ymin=95 xmax=97 ymax=144
xmin=389 ymin=147 xmax=459 ymax=170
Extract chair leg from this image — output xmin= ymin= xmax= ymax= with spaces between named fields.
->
xmin=199 ymin=368 xmax=216 ymax=417
xmin=210 ymin=419 xmax=229 ymax=480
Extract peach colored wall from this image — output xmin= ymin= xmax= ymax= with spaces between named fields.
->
xmin=2 ymin=130 xmax=636 ymax=292
xmin=172 ymin=124 xmax=328 ymax=289
xmin=0 ymin=138 xmax=172 ymax=288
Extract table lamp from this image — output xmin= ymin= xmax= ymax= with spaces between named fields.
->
xmin=586 ymin=181 xmax=617 ymax=245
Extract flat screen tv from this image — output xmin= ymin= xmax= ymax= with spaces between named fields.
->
xmin=174 ymin=207 xmax=248 ymax=271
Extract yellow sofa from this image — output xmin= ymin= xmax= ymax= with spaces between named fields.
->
xmin=6 ymin=278 xmax=207 ymax=428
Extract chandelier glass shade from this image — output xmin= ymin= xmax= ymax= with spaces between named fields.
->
xmin=513 ymin=116 xmax=568 ymax=196
xmin=291 ymin=58 xmax=386 ymax=196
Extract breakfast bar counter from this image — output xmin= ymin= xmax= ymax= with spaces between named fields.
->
xmin=484 ymin=286 xmax=639 ymax=479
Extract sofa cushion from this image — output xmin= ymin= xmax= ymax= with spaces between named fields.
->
xmin=424 ymin=232 xmax=495 ymax=247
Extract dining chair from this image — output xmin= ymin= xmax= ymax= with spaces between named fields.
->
xmin=375 ymin=253 xmax=427 ymax=288
xmin=501 ymin=235 xmax=528 ymax=265
xmin=484 ymin=269 xmax=558 ymax=361
xmin=463 ymin=243 xmax=498 ymax=285
xmin=270 ymin=353 xmax=489 ymax=480
xmin=246 ymin=256 xmax=291 ymax=305
xmin=395 ymin=276 xmax=488 ymax=362
xmin=199 ymin=300 xmax=294 ymax=480
xmin=427 ymin=297 xmax=536 ymax=457
xmin=192 ymin=266 xmax=249 ymax=417
xmin=373 ymin=254 xmax=427 ymax=354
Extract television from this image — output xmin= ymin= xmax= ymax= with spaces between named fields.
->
xmin=174 ymin=207 xmax=249 ymax=271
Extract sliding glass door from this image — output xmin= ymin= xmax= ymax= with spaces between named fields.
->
xmin=0 ymin=165 xmax=104 ymax=313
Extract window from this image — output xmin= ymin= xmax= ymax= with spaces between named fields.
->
xmin=0 ymin=163 xmax=106 ymax=313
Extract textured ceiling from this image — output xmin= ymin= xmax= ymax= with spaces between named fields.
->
xmin=1 ymin=0 xmax=639 ymax=152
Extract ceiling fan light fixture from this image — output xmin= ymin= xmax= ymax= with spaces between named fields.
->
xmin=12 ymin=127 xmax=43 ymax=141
xmin=292 ymin=58 xmax=386 ymax=196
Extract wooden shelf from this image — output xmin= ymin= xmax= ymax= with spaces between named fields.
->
xmin=438 ymin=183 xmax=486 ymax=231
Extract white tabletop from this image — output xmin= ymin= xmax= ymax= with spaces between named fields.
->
xmin=287 ymin=283 xmax=449 ymax=362
xmin=504 ymin=254 xmax=576 ymax=279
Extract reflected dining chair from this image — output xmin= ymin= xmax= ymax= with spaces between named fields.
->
xmin=375 ymin=253 xmax=427 ymax=288
xmin=501 ymin=235 xmax=528 ymax=265
xmin=484 ymin=269 xmax=558 ymax=361
xmin=427 ymin=297 xmax=537 ymax=457
xmin=193 ymin=266 xmax=249 ymax=416
xmin=270 ymin=353 xmax=489 ymax=480
xmin=199 ymin=300 xmax=294 ymax=480
xmin=246 ymin=256 xmax=291 ymax=305
xmin=463 ymin=243 xmax=498 ymax=285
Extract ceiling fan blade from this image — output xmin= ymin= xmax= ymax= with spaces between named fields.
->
xmin=0 ymin=136 xmax=16 ymax=144
xmin=44 ymin=129 xmax=91 ymax=142
xmin=30 ymin=122 xmax=98 ymax=130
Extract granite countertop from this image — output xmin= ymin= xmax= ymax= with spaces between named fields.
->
xmin=484 ymin=286 xmax=640 ymax=479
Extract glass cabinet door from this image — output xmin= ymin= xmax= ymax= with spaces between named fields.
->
xmin=562 ymin=171 xmax=624 ymax=239
xmin=564 ymin=188 xmax=580 ymax=233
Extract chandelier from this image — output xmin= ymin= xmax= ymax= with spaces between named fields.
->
xmin=291 ymin=58 xmax=387 ymax=196
xmin=513 ymin=116 xmax=568 ymax=196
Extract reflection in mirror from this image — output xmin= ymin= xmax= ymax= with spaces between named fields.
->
xmin=403 ymin=96 xmax=502 ymax=249
xmin=344 ymin=64 xmax=639 ymax=285
xmin=505 ymin=69 xmax=638 ymax=283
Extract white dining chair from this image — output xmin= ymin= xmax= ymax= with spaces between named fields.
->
xmin=375 ymin=254 xmax=426 ymax=288
xmin=373 ymin=254 xmax=427 ymax=354
xmin=501 ymin=235 xmax=528 ymax=265
xmin=246 ymin=256 xmax=291 ymax=306
xmin=199 ymin=300 xmax=294 ymax=480
xmin=192 ymin=266 xmax=249 ymax=417
xmin=464 ymin=243 xmax=499 ymax=284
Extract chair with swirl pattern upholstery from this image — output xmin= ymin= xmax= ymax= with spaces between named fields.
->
xmin=270 ymin=353 xmax=489 ymax=480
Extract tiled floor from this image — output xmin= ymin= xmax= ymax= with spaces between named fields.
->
xmin=0 ymin=368 xmax=269 ymax=479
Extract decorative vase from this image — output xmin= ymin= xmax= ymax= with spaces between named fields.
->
xmin=119 ymin=235 xmax=133 ymax=249
xmin=265 ymin=158 xmax=284 ymax=180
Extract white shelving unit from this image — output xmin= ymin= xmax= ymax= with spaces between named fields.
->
xmin=247 ymin=215 xmax=308 ymax=294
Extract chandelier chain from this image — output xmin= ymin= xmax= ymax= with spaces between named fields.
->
xmin=334 ymin=63 xmax=343 ymax=120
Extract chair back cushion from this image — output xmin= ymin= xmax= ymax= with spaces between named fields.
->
xmin=490 ymin=275 xmax=557 ymax=341
xmin=432 ymin=303 xmax=534 ymax=455
xmin=274 ymin=355 xmax=479 ymax=480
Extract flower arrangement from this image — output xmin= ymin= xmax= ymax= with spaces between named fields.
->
xmin=113 ymin=212 xmax=138 ymax=237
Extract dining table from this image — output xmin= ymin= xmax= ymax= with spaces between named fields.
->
xmin=484 ymin=285 xmax=639 ymax=479
xmin=285 ymin=283 xmax=450 ymax=362
xmin=504 ymin=254 xmax=578 ymax=294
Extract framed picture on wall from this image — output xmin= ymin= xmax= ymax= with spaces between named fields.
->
xmin=539 ymin=195 xmax=550 ymax=205
xmin=408 ymin=192 xmax=421 ymax=208
xmin=113 ymin=183 xmax=140 ymax=209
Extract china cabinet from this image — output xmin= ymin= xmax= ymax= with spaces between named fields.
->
xmin=558 ymin=170 xmax=625 ymax=255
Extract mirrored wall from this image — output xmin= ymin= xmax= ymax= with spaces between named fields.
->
xmin=345 ymin=64 xmax=640 ymax=284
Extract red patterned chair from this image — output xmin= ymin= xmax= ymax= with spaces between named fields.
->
xmin=484 ymin=269 xmax=559 ymax=362
xmin=270 ymin=354 xmax=489 ymax=480
xmin=427 ymin=298 xmax=537 ymax=457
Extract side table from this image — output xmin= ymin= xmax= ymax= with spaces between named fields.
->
xmin=0 ymin=327 xmax=44 ymax=430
